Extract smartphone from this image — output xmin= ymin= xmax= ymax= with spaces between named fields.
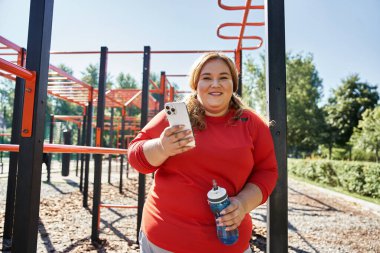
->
xmin=164 ymin=101 xmax=196 ymax=147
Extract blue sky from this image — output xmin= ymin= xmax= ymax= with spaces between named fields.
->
xmin=1 ymin=0 xmax=379 ymax=104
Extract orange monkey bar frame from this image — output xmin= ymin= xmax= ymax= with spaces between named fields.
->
xmin=0 ymin=58 xmax=36 ymax=138
xmin=217 ymin=0 xmax=265 ymax=75
xmin=53 ymin=115 xmax=141 ymax=131
xmin=0 ymin=35 xmax=24 ymax=68
xmin=217 ymin=0 xmax=264 ymax=51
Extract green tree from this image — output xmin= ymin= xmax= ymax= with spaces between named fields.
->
xmin=81 ymin=64 xmax=98 ymax=87
xmin=0 ymin=78 xmax=14 ymax=130
xmin=58 ymin=63 xmax=74 ymax=75
xmin=81 ymin=63 xmax=113 ymax=89
xmin=243 ymin=54 xmax=266 ymax=114
xmin=350 ymin=106 xmax=380 ymax=162
xmin=243 ymin=52 xmax=325 ymax=156
xmin=286 ymin=53 xmax=324 ymax=156
xmin=115 ymin=73 xmax=138 ymax=89
xmin=324 ymin=74 xmax=379 ymax=152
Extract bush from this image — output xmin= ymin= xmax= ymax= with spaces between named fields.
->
xmin=288 ymin=159 xmax=380 ymax=199
xmin=351 ymin=148 xmax=377 ymax=162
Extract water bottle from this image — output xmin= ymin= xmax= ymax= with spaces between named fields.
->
xmin=207 ymin=179 xmax=239 ymax=245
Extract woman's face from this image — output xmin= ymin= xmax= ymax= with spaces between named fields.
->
xmin=196 ymin=59 xmax=234 ymax=116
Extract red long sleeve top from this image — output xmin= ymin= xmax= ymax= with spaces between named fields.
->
xmin=128 ymin=109 xmax=278 ymax=253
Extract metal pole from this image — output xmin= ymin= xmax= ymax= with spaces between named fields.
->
xmin=76 ymin=124 xmax=81 ymax=176
xmin=236 ymin=49 xmax=243 ymax=96
xmin=3 ymin=48 xmax=26 ymax=246
xmin=159 ymin=71 xmax=166 ymax=111
xmin=47 ymin=114 xmax=54 ymax=182
xmin=61 ymin=129 xmax=71 ymax=176
xmin=80 ymin=112 xmax=87 ymax=192
xmin=119 ymin=108 xmax=126 ymax=193
xmin=126 ymin=153 xmax=130 ymax=179
xmin=91 ymin=46 xmax=108 ymax=243
xmin=108 ymin=107 xmax=114 ymax=184
xmin=136 ymin=46 xmax=150 ymax=240
xmin=0 ymin=106 xmax=5 ymax=172
xmin=12 ymin=0 xmax=54 ymax=251
xmin=265 ymin=0 xmax=288 ymax=252
xmin=83 ymin=91 xmax=93 ymax=207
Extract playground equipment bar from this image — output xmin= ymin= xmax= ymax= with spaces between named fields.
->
xmin=166 ymin=74 xmax=187 ymax=77
xmin=124 ymin=90 xmax=142 ymax=106
xmin=175 ymin=90 xmax=192 ymax=94
xmin=49 ymin=64 xmax=92 ymax=89
xmin=0 ymin=71 xmax=16 ymax=80
xmin=0 ymin=57 xmax=37 ymax=138
xmin=218 ymin=0 xmax=264 ymax=10
xmin=239 ymin=0 xmax=258 ymax=51
xmin=149 ymin=79 xmax=160 ymax=90
xmin=0 ymin=58 xmax=34 ymax=80
xmin=49 ymin=49 xmax=235 ymax=55
xmin=0 ymin=36 xmax=23 ymax=52
xmin=0 ymin=35 xmax=24 ymax=66
xmin=217 ymin=0 xmax=264 ymax=51
xmin=0 ymin=143 xmax=127 ymax=155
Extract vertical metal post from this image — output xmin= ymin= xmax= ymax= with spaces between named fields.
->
xmin=12 ymin=0 xmax=54 ymax=252
xmin=119 ymin=107 xmax=126 ymax=193
xmin=265 ymin=0 xmax=288 ymax=252
xmin=47 ymin=114 xmax=54 ymax=182
xmin=3 ymin=48 xmax=26 ymax=245
xmin=49 ymin=115 xmax=54 ymax=143
xmin=1 ymin=106 xmax=5 ymax=172
xmin=235 ymin=49 xmax=243 ymax=96
xmin=108 ymin=107 xmax=114 ymax=184
xmin=116 ymin=129 xmax=119 ymax=148
xmin=61 ymin=129 xmax=71 ymax=176
xmin=80 ymin=111 xmax=87 ymax=192
xmin=136 ymin=46 xmax=150 ymax=240
xmin=91 ymin=46 xmax=108 ymax=243
xmin=169 ymin=86 xmax=174 ymax=102
xmin=159 ymin=71 xmax=166 ymax=111
xmin=126 ymin=153 xmax=130 ymax=179
xmin=49 ymin=114 xmax=55 ymax=144
xmin=83 ymin=90 xmax=93 ymax=207
xmin=76 ymin=124 xmax=81 ymax=176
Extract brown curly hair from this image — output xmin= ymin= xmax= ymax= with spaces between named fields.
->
xmin=186 ymin=52 xmax=249 ymax=130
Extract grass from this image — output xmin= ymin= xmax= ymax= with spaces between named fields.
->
xmin=289 ymin=174 xmax=380 ymax=206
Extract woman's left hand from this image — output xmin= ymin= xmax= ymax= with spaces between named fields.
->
xmin=216 ymin=197 xmax=247 ymax=231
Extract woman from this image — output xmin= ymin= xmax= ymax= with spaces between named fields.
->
xmin=128 ymin=52 xmax=278 ymax=253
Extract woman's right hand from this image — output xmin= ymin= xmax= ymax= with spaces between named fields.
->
xmin=159 ymin=125 xmax=195 ymax=157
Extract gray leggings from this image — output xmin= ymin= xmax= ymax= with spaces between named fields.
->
xmin=139 ymin=230 xmax=252 ymax=253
